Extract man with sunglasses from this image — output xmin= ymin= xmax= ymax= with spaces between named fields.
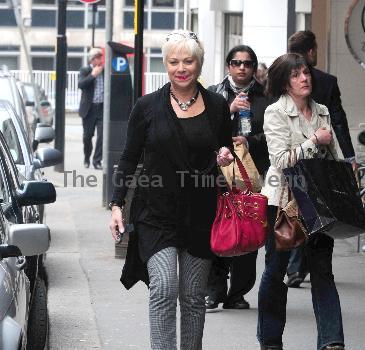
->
xmin=206 ymin=45 xmax=270 ymax=310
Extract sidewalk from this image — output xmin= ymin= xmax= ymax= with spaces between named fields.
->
xmin=43 ymin=115 xmax=365 ymax=349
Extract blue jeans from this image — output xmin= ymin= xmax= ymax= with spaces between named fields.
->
xmin=257 ymin=206 xmax=344 ymax=350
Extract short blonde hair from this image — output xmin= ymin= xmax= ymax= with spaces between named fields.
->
xmin=162 ymin=30 xmax=204 ymax=71
xmin=88 ymin=47 xmax=103 ymax=62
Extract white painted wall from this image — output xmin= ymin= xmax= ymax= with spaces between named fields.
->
xmin=196 ymin=1 xmax=221 ymax=86
xmin=242 ymin=0 xmax=288 ymax=67
xmin=194 ymin=0 xmax=288 ymax=86
xmin=329 ymin=0 xmax=365 ymax=158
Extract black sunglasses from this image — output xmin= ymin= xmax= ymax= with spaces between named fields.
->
xmin=230 ymin=59 xmax=254 ymax=68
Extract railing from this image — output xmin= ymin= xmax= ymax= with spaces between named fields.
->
xmin=11 ymin=70 xmax=168 ymax=111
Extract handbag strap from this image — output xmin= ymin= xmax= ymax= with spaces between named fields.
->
xmin=277 ymin=149 xmax=296 ymax=217
xmin=231 ymin=151 xmax=254 ymax=193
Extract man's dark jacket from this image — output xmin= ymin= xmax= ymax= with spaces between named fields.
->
xmin=208 ymin=78 xmax=270 ymax=174
xmin=78 ymin=66 xmax=100 ymax=118
xmin=311 ymin=67 xmax=355 ymax=159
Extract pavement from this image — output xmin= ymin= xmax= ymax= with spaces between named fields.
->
xmin=42 ymin=114 xmax=365 ymax=350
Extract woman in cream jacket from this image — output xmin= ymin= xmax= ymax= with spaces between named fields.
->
xmin=257 ymin=53 xmax=345 ymax=350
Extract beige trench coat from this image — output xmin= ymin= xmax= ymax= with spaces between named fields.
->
xmin=261 ymin=94 xmax=338 ymax=207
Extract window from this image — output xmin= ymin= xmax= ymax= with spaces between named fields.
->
xmin=150 ymin=57 xmax=165 ymax=72
xmin=224 ymin=13 xmax=242 ymax=59
xmin=152 ymin=0 xmax=174 ymax=7
xmin=32 ymin=0 xmax=56 ymax=4
xmin=87 ymin=10 xmax=106 ymax=29
xmin=123 ymin=0 xmax=183 ymax=30
xmin=0 ymin=9 xmax=16 ymax=26
xmin=0 ymin=108 xmax=24 ymax=165
xmin=67 ymin=57 xmax=82 ymax=71
xmin=151 ymin=12 xmax=174 ymax=29
xmin=123 ymin=11 xmax=147 ymax=29
xmin=67 ymin=10 xmax=84 ymax=28
xmin=32 ymin=57 xmax=54 ymax=70
xmin=125 ymin=0 xmax=146 ymax=6
xmin=0 ymin=162 xmax=9 ymax=205
xmin=31 ymin=10 xmax=56 ymax=27
xmin=0 ymin=57 xmax=18 ymax=70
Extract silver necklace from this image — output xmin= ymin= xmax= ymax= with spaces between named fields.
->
xmin=170 ymin=89 xmax=199 ymax=111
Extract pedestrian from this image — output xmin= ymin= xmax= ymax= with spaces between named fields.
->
xmin=205 ymin=45 xmax=270 ymax=310
xmin=109 ymin=30 xmax=234 ymax=350
xmin=285 ymin=30 xmax=356 ymax=288
xmin=78 ymin=47 xmax=104 ymax=170
xmin=256 ymin=62 xmax=268 ymax=87
xmin=257 ymin=53 xmax=345 ymax=350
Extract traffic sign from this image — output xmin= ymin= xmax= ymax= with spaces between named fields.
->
xmin=79 ymin=0 xmax=100 ymax=4
xmin=112 ymin=57 xmax=129 ymax=73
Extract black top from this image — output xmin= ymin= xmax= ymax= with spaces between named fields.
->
xmin=112 ymin=83 xmax=232 ymax=289
xmin=177 ymin=111 xmax=212 ymax=170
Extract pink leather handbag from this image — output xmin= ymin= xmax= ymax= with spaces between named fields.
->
xmin=210 ymin=156 xmax=268 ymax=257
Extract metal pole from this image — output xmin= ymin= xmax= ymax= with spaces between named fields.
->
xmin=91 ymin=3 xmax=97 ymax=47
xmin=54 ymin=0 xmax=67 ymax=172
xmin=102 ymin=0 xmax=113 ymax=206
xmin=8 ymin=0 xmax=41 ymax=117
xmin=133 ymin=0 xmax=144 ymax=104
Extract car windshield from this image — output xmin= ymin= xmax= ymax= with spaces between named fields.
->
xmin=0 ymin=106 xmax=24 ymax=165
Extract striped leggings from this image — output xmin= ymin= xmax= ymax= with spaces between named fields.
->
xmin=147 ymin=247 xmax=211 ymax=350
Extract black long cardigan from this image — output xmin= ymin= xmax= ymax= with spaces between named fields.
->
xmin=111 ymin=82 xmax=233 ymax=289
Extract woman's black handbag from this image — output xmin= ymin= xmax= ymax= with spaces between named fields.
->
xmin=282 ymin=158 xmax=365 ymax=239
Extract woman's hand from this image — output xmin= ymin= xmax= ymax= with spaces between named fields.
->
xmin=229 ymin=92 xmax=250 ymax=114
xmin=109 ymin=206 xmax=125 ymax=241
xmin=232 ymin=136 xmax=248 ymax=147
xmin=311 ymin=127 xmax=332 ymax=145
xmin=217 ymin=147 xmax=234 ymax=167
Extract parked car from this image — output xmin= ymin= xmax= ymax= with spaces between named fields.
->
xmin=0 ymin=128 xmax=55 ymax=349
xmin=18 ymin=82 xmax=54 ymax=126
xmin=0 ymin=66 xmax=37 ymax=149
xmin=0 ymin=100 xmax=61 ymax=222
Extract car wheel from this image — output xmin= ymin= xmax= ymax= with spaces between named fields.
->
xmin=26 ymin=277 xmax=48 ymax=350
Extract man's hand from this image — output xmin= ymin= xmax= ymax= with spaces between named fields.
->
xmin=91 ymin=64 xmax=104 ymax=77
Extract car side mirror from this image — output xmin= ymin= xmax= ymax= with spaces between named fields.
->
xmin=34 ymin=125 xmax=55 ymax=143
xmin=35 ymin=148 xmax=62 ymax=168
xmin=15 ymin=180 xmax=56 ymax=206
xmin=0 ymin=245 xmax=22 ymax=259
xmin=8 ymin=223 xmax=50 ymax=256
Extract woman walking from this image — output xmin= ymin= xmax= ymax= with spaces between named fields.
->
xmin=257 ymin=53 xmax=345 ymax=350
xmin=109 ymin=30 xmax=233 ymax=350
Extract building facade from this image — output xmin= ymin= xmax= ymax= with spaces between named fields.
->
xmin=0 ymin=0 xmax=185 ymax=72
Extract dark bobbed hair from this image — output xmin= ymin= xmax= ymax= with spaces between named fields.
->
xmin=225 ymin=45 xmax=258 ymax=72
xmin=288 ymin=30 xmax=316 ymax=56
xmin=266 ymin=53 xmax=313 ymax=99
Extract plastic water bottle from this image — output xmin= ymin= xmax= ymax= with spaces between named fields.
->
xmin=238 ymin=96 xmax=251 ymax=136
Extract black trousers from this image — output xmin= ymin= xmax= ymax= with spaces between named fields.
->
xmin=206 ymin=250 xmax=258 ymax=303
xmin=82 ymin=103 xmax=103 ymax=165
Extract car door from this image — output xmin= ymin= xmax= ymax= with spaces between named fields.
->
xmin=0 ymin=160 xmax=29 ymax=349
